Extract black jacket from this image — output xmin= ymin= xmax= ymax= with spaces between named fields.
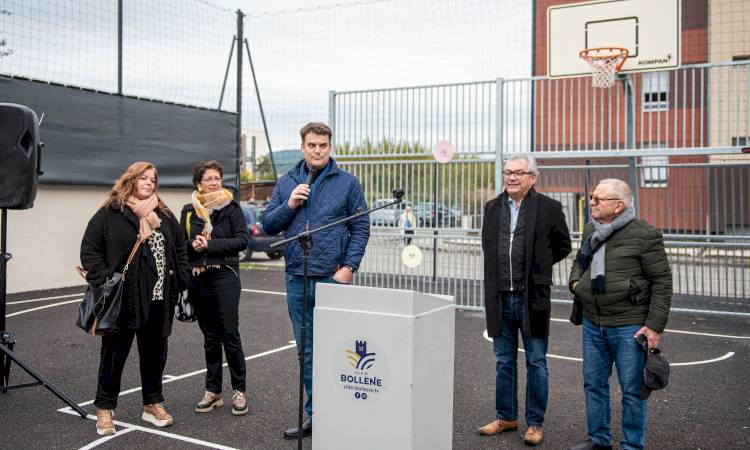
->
xmin=179 ymin=201 xmax=249 ymax=270
xmin=482 ymin=188 xmax=572 ymax=338
xmin=80 ymin=203 xmax=189 ymax=337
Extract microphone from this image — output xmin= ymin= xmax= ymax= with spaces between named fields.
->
xmin=392 ymin=188 xmax=405 ymax=202
xmin=301 ymin=166 xmax=319 ymax=206
xmin=305 ymin=167 xmax=319 ymax=186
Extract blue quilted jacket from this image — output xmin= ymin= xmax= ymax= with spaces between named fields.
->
xmin=263 ymin=159 xmax=370 ymax=276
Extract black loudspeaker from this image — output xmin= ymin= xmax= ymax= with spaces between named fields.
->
xmin=0 ymin=103 xmax=42 ymax=210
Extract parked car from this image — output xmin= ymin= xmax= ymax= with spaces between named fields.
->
xmin=413 ymin=202 xmax=462 ymax=228
xmin=240 ymin=203 xmax=284 ymax=261
xmin=369 ymin=198 xmax=411 ymax=227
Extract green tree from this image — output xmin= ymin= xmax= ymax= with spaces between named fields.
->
xmin=336 ymin=139 xmax=496 ymax=222
xmin=253 ymin=154 xmax=277 ymax=181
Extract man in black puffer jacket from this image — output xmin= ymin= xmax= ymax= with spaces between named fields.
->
xmin=569 ymin=179 xmax=672 ymax=450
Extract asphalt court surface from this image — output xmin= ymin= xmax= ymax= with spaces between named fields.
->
xmin=2 ymin=267 xmax=749 ymax=449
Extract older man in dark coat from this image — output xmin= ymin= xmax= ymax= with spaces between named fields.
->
xmin=568 ymin=179 xmax=672 ymax=450
xmin=478 ymin=154 xmax=571 ymax=446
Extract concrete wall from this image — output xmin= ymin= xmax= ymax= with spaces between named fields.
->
xmin=6 ymin=185 xmax=192 ymax=294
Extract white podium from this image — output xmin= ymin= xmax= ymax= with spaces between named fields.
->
xmin=312 ymin=284 xmax=455 ymax=450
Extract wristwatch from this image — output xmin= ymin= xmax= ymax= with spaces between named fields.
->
xmin=342 ymin=265 xmax=356 ymax=273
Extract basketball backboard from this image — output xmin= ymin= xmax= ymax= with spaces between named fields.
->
xmin=547 ymin=0 xmax=681 ymax=78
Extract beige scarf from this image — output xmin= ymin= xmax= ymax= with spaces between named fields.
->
xmin=191 ymin=188 xmax=233 ymax=275
xmin=191 ymin=188 xmax=234 ymax=239
xmin=126 ymin=195 xmax=162 ymax=240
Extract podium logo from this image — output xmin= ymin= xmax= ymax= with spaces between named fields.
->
xmin=336 ymin=337 xmax=388 ymax=403
xmin=346 ymin=340 xmax=376 ymax=370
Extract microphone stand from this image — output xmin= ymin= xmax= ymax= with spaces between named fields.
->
xmin=271 ymin=189 xmax=403 ymax=450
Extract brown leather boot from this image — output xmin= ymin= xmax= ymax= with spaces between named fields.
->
xmin=523 ymin=425 xmax=544 ymax=445
xmin=478 ymin=418 xmax=518 ymax=435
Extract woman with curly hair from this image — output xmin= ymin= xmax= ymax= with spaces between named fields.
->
xmin=80 ymin=162 xmax=189 ymax=436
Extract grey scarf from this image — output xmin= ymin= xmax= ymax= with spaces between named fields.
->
xmin=588 ymin=207 xmax=636 ymax=294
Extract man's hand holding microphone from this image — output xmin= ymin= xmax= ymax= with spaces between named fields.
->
xmin=287 ymin=167 xmax=318 ymax=209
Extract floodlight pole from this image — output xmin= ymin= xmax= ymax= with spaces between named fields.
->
xmin=620 ymin=73 xmax=639 ymax=212
xmin=236 ymin=9 xmax=244 ymax=193
xmin=244 ymin=38 xmax=277 ymax=180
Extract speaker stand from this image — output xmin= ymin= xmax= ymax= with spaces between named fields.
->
xmin=0 ymin=208 xmax=87 ymax=417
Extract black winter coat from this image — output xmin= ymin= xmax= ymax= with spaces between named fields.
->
xmin=80 ymin=203 xmax=189 ymax=337
xmin=179 ymin=201 xmax=249 ymax=270
xmin=482 ymin=189 xmax=572 ymax=338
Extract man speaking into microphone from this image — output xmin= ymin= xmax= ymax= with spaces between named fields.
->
xmin=263 ymin=122 xmax=370 ymax=439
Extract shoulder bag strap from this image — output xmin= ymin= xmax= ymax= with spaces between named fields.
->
xmin=122 ymin=237 xmax=143 ymax=278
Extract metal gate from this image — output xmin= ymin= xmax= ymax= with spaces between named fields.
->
xmin=332 ymin=62 xmax=750 ymax=313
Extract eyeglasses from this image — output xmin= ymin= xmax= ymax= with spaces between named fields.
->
xmin=202 ymin=176 xmax=222 ymax=183
xmin=589 ymin=194 xmax=621 ymax=205
xmin=502 ymin=171 xmax=534 ymax=179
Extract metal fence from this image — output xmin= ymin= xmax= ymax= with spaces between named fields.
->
xmin=333 ymin=62 xmax=750 ymax=313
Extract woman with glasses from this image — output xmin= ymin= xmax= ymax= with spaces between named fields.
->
xmin=180 ymin=160 xmax=250 ymax=416
xmin=80 ymin=162 xmax=189 ymax=436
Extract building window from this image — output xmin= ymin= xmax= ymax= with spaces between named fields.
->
xmin=731 ymin=136 xmax=748 ymax=146
xmin=640 ymin=155 xmax=668 ymax=188
xmin=641 ymin=71 xmax=669 ymax=112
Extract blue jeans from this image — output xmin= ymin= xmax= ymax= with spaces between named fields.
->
xmin=285 ymin=273 xmax=335 ymax=417
xmin=492 ymin=291 xmax=549 ymax=426
xmin=582 ymin=319 xmax=647 ymax=450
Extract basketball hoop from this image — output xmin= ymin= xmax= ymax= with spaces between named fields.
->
xmin=579 ymin=47 xmax=629 ymax=88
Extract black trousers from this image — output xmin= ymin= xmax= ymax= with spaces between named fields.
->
xmin=94 ymin=304 xmax=169 ymax=409
xmin=191 ymin=266 xmax=246 ymax=393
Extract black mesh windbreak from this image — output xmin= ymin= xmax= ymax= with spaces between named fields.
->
xmin=0 ymin=76 xmax=238 ymax=189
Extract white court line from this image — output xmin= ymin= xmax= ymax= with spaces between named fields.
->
xmin=657 ymin=329 xmax=750 ymax=339
xmin=60 ymin=411 xmax=238 ymax=450
xmin=246 ymin=290 xmax=750 ymax=338
xmin=6 ymin=287 xmax=281 ymax=317
xmin=77 ymin=426 xmax=135 ymax=450
xmin=241 ymin=288 xmax=286 ymax=296
xmin=548 ymin=317 xmax=750 ymax=339
xmin=59 ymin=342 xmax=298 ymax=408
xmin=669 ymin=352 xmax=735 ymax=366
xmin=552 ymin=298 xmax=750 ymax=318
xmin=481 ymin=329 xmax=736 ymax=366
xmin=481 ymin=329 xmax=584 ymax=362
xmin=6 ymin=299 xmax=81 ymax=317
xmin=6 ymin=287 xmax=282 ymax=318
xmin=7 ymin=292 xmax=85 ymax=305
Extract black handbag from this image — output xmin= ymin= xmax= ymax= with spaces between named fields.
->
xmin=75 ymin=238 xmax=141 ymax=336
xmin=174 ymin=289 xmax=196 ymax=323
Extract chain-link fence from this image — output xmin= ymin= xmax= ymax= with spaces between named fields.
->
xmin=0 ymin=0 xmax=237 ymax=109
